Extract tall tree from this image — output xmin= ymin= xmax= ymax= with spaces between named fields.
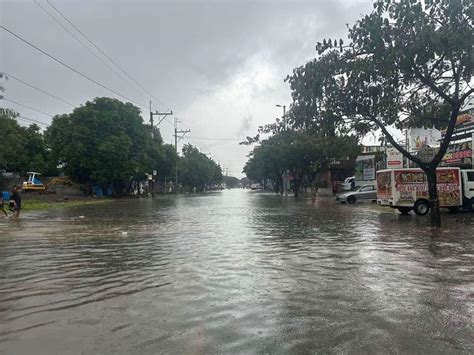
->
xmin=46 ymin=97 xmax=158 ymax=194
xmin=289 ymin=0 xmax=473 ymax=226
xmin=0 ymin=108 xmax=52 ymax=176
xmin=178 ymin=144 xmax=223 ymax=191
xmin=243 ymin=131 xmax=360 ymax=197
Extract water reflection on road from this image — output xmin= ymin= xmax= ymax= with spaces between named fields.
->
xmin=1 ymin=190 xmax=473 ymax=353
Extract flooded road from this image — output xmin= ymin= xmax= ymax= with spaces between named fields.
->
xmin=1 ymin=190 xmax=473 ymax=353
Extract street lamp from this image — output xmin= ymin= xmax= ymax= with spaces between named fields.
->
xmin=276 ymin=104 xmax=286 ymax=128
xmin=276 ymin=104 xmax=288 ymax=196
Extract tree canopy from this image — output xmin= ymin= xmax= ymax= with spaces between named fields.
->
xmin=286 ymin=0 xmax=473 ymax=225
xmin=244 ymin=130 xmax=360 ymax=195
xmin=178 ymin=144 xmax=223 ymax=191
xmin=0 ymin=108 xmax=52 ymax=175
xmin=46 ymin=97 xmax=163 ymax=192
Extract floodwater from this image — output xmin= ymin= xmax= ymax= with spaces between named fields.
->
xmin=0 ymin=190 xmax=473 ymax=354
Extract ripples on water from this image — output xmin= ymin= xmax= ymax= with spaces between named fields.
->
xmin=0 ymin=190 xmax=473 ymax=353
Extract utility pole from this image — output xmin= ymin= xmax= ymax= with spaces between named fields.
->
xmin=173 ymin=117 xmax=190 ymax=191
xmin=149 ymin=100 xmax=173 ymax=139
xmin=148 ymin=101 xmax=173 ymax=197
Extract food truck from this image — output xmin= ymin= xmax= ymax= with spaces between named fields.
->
xmin=376 ymin=168 xmax=474 ymax=215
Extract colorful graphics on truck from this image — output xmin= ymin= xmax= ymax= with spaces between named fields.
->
xmin=395 ymin=169 xmax=461 ymax=206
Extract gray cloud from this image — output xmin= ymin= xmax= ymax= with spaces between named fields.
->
xmin=1 ymin=0 xmax=373 ymax=176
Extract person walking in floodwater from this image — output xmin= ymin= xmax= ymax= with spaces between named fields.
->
xmin=9 ymin=186 xmax=21 ymax=219
xmin=0 ymin=190 xmax=9 ymax=217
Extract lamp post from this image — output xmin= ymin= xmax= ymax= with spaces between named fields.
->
xmin=276 ymin=104 xmax=288 ymax=196
xmin=275 ymin=104 xmax=286 ymax=129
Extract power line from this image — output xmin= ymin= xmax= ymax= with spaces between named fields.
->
xmin=34 ymin=0 xmax=126 ymax=82
xmin=3 ymin=72 xmax=74 ymax=107
xmin=2 ymin=98 xmax=54 ymax=117
xmin=0 ymin=26 xmax=148 ymax=110
xmin=17 ymin=115 xmax=50 ymax=127
xmin=46 ymin=0 xmax=171 ymax=111
xmin=187 ymin=136 xmax=244 ymax=141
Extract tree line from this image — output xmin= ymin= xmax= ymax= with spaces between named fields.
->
xmin=0 ymin=98 xmax=223 ymax=194
xmin=243 ymin=0 xmax=472 ymax=227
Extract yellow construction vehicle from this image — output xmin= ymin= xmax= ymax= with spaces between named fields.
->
xmin=22 ymin=172 xmax=46 ymax=191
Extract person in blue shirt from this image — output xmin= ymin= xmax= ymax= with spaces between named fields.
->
xmin=1 ymin=190 xmax=9 ymax=217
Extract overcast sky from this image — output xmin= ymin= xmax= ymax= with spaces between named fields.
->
xmin=1 ymin=0 xmax=374 ymax=177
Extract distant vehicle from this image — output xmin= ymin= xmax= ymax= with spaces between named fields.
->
xmin=22 ymin=172 xmax=45 ymax=191
xmin=250 ymin=183 xmax=263 ymax=190
xmin=22 ymin=174 xmax=78 ymax=193
xmin=336 ymin=184 xmax=377 ymax=204
xmin=376 ymin=168 xmax=474 ymax=215
xmin=341 ymin=176 xmax=356 ymax=191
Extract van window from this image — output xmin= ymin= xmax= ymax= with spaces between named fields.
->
xmin=467 ymin=172 xmax=474 ymax=182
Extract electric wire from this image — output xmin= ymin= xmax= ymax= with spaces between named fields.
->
xmin=46 ymin=0 xmax=171 ymax=111
xmin=0 ymin=26 xmax=148 ymax=110
xmin=3 ymin=72 xmax=75 ymax=107
xmin=187 ymin=136 xmax=244 ymax=141
xmin=2 ymin=98 xmax=54 ymax=117
xmin=34 ymin=0 xmax=126 ymax=82
xmin=17 ymin=115 xmax=49 ymax=127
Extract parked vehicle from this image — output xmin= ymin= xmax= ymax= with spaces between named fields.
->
xmin=22 ymin=172 xmax=45 ymax=191
xmin=336 ymin=184 xmax=377 ymax=204
xmin=376 ymin=168 xmax=474 ymax=215
xmin=341 ymin=176 xmax=355 ymax=191
xmin=250 ymin=183 xmax=263 ymax=190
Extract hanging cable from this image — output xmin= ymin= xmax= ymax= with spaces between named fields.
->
xmin=1 ymin=26 xmax=148 ymax=110
xmin=3 ymin=72 xmax=74 ymax=107
xmin=46 ymin=0 xmax=171 ymax=111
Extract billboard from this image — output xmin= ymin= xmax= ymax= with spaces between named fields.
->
xmin=407 ymin=127 xmax=441 ymax=151
xmin=441 ymin=140 xmax=472 ymax=167
xmin=355 ymin=155 xmax=375 ymax=181
xmin=386 ymin=147 xmax=403 ymax=169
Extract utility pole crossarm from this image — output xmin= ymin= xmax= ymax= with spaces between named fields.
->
xmin=176 ymin=129 xmax=190 ymax=143
xmin=149 ymin=101 xmax=173 ymax=136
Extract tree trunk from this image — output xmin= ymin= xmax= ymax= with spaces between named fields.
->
xmin=294 ymin=171 xmax=304 ymax=198
xmin=275 ymin=174 xmax=281 ymax=194
xmin=425 ymin=167 xmax=441 ymax=227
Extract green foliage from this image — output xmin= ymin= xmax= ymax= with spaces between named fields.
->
xmin=0 ymin=108 xmax=53 ymax=175
xmin=45 ymin=97 xmax=177 ymax=193
xmin=296 ymin=0 xmax=473 ymax=170
xmin=287 ymin=0 xmax=472 ymax=224
xmin=224 ymin=176 xmax=240 ymax=188
xmin=178 ymin=144 xmax=223 ymax=190
xmin=243 ymin=131 xmax=360 ymax=186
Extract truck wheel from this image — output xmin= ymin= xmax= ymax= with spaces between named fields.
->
xmin=398 ymin=207 xmax=411 ymax=215
xmin=347 ymin=195 xmax=356 ymax=204
xmin=414 ymin=200 xmax=430 ymax=216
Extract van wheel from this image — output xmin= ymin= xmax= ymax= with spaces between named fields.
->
xmin=414 ymin=200 xmax=430 ymax=216
xmin=346 ymin=195 xmax=356 ymax=204
xmin=398 ymin=207 xmax=411 ymax=215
